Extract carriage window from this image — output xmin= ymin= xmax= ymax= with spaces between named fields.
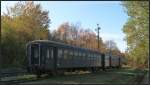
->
xmin=51 ymin=49 xmax=53 ymax=59
xmin=82 ymin=52 xmax=84 ymax=56
xmin=46 ymin=49 xmax=50 ymax=59
xmin=95 ymin=54 xmax=97 ymax=57
xmin=58 ymin=49 xmax=63 ymax=58
xmin=81 ymin=52 xmax=83 ymax=57
xmin=64 ymin=50 xmax=68 ymax=59
xmin=46 ymin=48 xmax=53 ymax=59
xmin=92 ymin=54 xmax=94 ymax=59
xmin=89 ymin=53 xmax=91 ymax=60
xmin=85 ymin=53 xmax=87 ymax=57
xmin=69 ymin=50 xmax=73 ymax=59
xmin=75 ymin=51 xmax=78 ymax=56
xmin=90 ymin=54 xmax=93 ymax=57
xmin=89 ymin=53 xmax=91 ymax=58
xmin=94 ymin=54 xmax=96 ymax=59
xmin=93 ymin=54 xmax=95 ymax=57
xmin=99 ymin=55 xmax=101 ymax=58
xmin=89 ymin=53 xmax=91 ymax=57
xmin=34 ymin=48 xmax=38 ymax=58
xmin=91 ymin=53 xmax=94 ymax=60
xmin=79 ymin=52 xmax=81 ymax=56
xmin=83 ymin=52 xmax=85 ymax=57
xmin=70 ymin=50 xmax=73 ymax=55
xmin=96 ymin=54 xmax=99 ymax=59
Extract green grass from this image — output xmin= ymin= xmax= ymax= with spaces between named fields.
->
xmin=1 ymin=67 xmax=148 ymax=84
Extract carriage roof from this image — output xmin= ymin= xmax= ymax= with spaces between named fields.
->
xmin=27 ymin=40 xmax=101 ymax=54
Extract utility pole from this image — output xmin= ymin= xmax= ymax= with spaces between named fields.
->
xmin=95 ymin=24 xmax=101 ymax=50
xmin=109 ymin=41 xmax=112 ymax=67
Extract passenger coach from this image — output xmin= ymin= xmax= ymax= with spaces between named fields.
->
xmin=26 ymin=40 xmax=121 ymax=76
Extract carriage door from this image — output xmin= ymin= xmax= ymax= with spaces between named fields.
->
xmin=45 ymin=47 xmax=54 ymax=69
xmin=31 ymin=44 xmax=39 ymax=65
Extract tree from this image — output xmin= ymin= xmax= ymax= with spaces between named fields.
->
xmin=51 ymin=22 xmax=70 ymax=43
xmin=52 ymin=22 xmax=80 ymax=45
xmin=52 ymin=22 xmax=106 ymax=53
xmin=1 ymin=1 xmax=50 ymax=68
xmin=69 ymin=23 xmax=80 ymax=46
xmin=4 ymin=1 xmax=50 ymax=40
xmin=104 ymin=40 xmax=121 ymax=56
xmin=105 ymin=40 xmax=118 ymax=50
xmin=122 ymin=1 xmax=149 ymax=68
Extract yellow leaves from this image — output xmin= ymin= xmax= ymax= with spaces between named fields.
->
xmin=122 ymin=1 xmax=149 ymax=68
xmin=1 ymin=1 xmax=51 ymax=67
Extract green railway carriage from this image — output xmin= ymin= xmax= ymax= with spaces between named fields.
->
xmin=26 ymin=40 xmax=121 ymax=76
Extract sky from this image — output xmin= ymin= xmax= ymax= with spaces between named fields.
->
xmin=1 ymin=1 xmax=129 ymax=52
